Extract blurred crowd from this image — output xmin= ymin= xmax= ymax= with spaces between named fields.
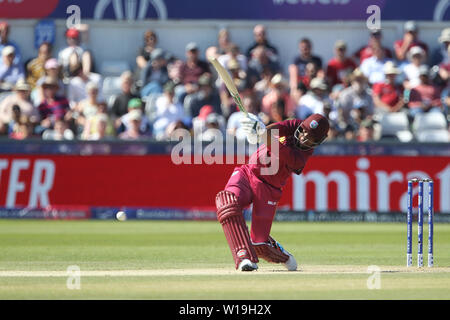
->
xmin=0 ymin=20 xmax=449 ymax=142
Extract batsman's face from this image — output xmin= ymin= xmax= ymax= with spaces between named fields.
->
xmin=294 ymin=125 xmax=324 ymax=150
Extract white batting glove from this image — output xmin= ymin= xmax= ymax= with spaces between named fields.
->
xmin=239 ymin=113 xmax=266 ymax=144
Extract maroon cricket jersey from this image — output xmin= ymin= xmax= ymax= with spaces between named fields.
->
xmin=246 ymin=119 xmax=313 ymax=190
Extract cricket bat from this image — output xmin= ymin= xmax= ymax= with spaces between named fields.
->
xmin=209 ymin=58 xmax=248 ymax=116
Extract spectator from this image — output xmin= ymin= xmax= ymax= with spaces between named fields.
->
xmin=26 ymin=42 xmax=52 ymax=89
xmin=111 ymin=71 xmax=139 ymax=118
xmin=67 ymin=61 xmax=102 ymax=108
xmin=218 ymin=59 xmax=247 ymax=117
xmin=174 ymin=42 xmax=210 ymax=104
xmin=261 ymin=73 xmax=295 ymax=118
xmin=74 ymin=81 xmax=102 ymax=132
xmin=394 ymin=21 xmax=428 ymax=62
xmin=0 ymin=46 xmax=24 ymax=91
xmin=438 ymin=43 xmax=450 ymax=83
xmin=227 ymin=93 xmax=260 ymax=140
xmin=116 ymin=98 xmax=151 ymax=136
xmin=246 ymin=25 xmax=278 ymax=61
xmin=42 ymin=119 xmax=74 ymax=140
xmin=296 ymin=77 xmax=331 ymax=120
xmin=326 ymin=40 xmax=357 ymax=87
xmin=152 ymin=81 xmax=185 ymax=140
xmin=407 ymin=65 xmax=443 ymax=117
xmin=402 ymin=46 xmax=427 ymax=89
xmin=136 ymin=29 xmax=159 ymax=71
xmin=184 ymin=73 xmax=221 ymax=118
xmin=247 ymin=45 xmax=280 ymax=87
xmin=353 ymin=29 xmax=392 ymax=65
xmin=268 ymin=98 xmax=288 ymax=125
xmin=0 ymin=21 xmax=21 ymax=65
xmin=289 ymin=38 xmax=323 ymax=96
xmin=118 ymin=109 xmax=149 ymax=140
xmin=81 ymin=102 xmax=115 ymax=140
xmin=37 ymin=76 xmax=71 ymax=132
xmin=0 ymin=80 xmax=39 ymax=127
xmin=357 ymin=119 xmax=376 ymax=142
xmin=140 ymin=48 xmax=170 ymax=97
xmin=360 ymin=42 xmax=392 ymax=85
xmin=58 ymin=27 xmax=93 ymax=78
xmin=198 ymin=112 xmax=226 ymax=142
xmin=336 ymin=69 xmax=374 ymax=124
xmin=34 ymin=58 xmax=66 ymax=106
xmin=431 ymin=28 xmax=450 ymax=67
xmin=9 ymin=117 xmax=34 ymax=140
xmin=217 ymin=28 xmax=231 ymax=55
xmin=372 ymin=62 xmax=405 ymax=113
xmin=218 ymin=43 xmax=247 ymax=72
xmin=254 ymin=66 xmax=276 ymax=101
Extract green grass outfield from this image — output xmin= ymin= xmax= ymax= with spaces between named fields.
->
xmin=0 ymin=219 xmax=449 ymax=299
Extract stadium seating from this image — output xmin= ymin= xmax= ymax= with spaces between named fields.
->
xmin=416 ymin=129 xmax=449 ymax=142
xmin=99 ymin=60 xmax=131 ymax=77
xmin=412 ymin=112 xmax=447 ymax=133
xmin=102 ymin=76 xmax=122 ymax=105
xmin=379 ymin=112 xmax=413 ymax=142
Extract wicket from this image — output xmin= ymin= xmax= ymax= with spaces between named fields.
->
xmin=407 ymin=178 xmax=434 ymax=268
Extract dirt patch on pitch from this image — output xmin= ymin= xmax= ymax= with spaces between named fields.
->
xmin=0 ymin=265 xmax=449 ymax=277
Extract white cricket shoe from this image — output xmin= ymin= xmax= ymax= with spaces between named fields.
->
xmin=238 ymin=259 xmax=258 ymax=271
xmin=284 ymin=254 xmax=298 ymax=271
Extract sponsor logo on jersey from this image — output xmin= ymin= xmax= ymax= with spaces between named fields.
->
xmin=267 ymin=201 xmax=277 ymax=206
xmin=279 ymin=136 xmax=286 ymax=144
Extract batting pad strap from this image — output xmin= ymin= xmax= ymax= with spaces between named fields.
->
xmin=216 ymin=191 xmax=258 ymax=268
xmin=253 ymin=241 xmax=289 ymax=264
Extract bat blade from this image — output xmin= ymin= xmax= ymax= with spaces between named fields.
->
xmin=209 ymin=58 xmax=248 ymax=115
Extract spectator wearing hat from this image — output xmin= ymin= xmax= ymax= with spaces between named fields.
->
xmin=152 ymin=81 xmax=185 ymax=140
xmin=34 ymin=58 xmax=66 ymax=106
xmin=394 ymin=21 xmax=428 ymax=62
xmin=0 ymin=46 xmax=24 ymax=91
xmin=296 ymin=77 xmax=332 ymax=120
xmin=118 ymin=109 xmax=150 ymax=140
xmin=353 ymin=29 xmax=392 ymax=65
xmin=116 ymin=98 xmax=151 ymax=136
xmin=0 ymin=21 xmax=21 ymax=65
xmin=326 ymin=40 xmax=357 ymax=87
xmin=431 ymin=28 xmax=450 ymax=67
xmin=372 ymin=62 xmax=405 ymax=113
xmin=26 ymin=42 xmax=52 ymax=89
xmin=67 ymin=60 xmax=102 ymax=108
xmin=184 ymin=73 xmax=221 ymax=118
xmin=261 ymin=73 xmax=295 ymax=118
xmin=246 ymin=25 xmax=278 ymax=62
xmin=0 ymin=80 xmax=39 ymax=127
xmin=360 ymin=42 xmax=393 ymax=85
xmin=402 ymin=46 xmax=427 ymax=89
xmin=289 ymin=38 xmax=323 ymax=97
xmin=37 ymin=76 xmax=71 ymax=132
xmin=408 ymin=65 xmax=442 ymax=117
xmin=110 ymin=71 xmax=139 ymax=118
xmin=247 ymin=45 xmax=280 ymax=87
xmin=174 ymin=42 xmax=210 ymax=104
xmin=140 ymin=48 xmax=170 ymax=98
xmin=336 ymin=69 xmax=374 ymax=124
xmin=58 ymin=27 xmax=94 ymax=78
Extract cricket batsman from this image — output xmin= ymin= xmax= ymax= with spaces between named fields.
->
xmin=215 ymin=113 xmax=329 ymax=271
